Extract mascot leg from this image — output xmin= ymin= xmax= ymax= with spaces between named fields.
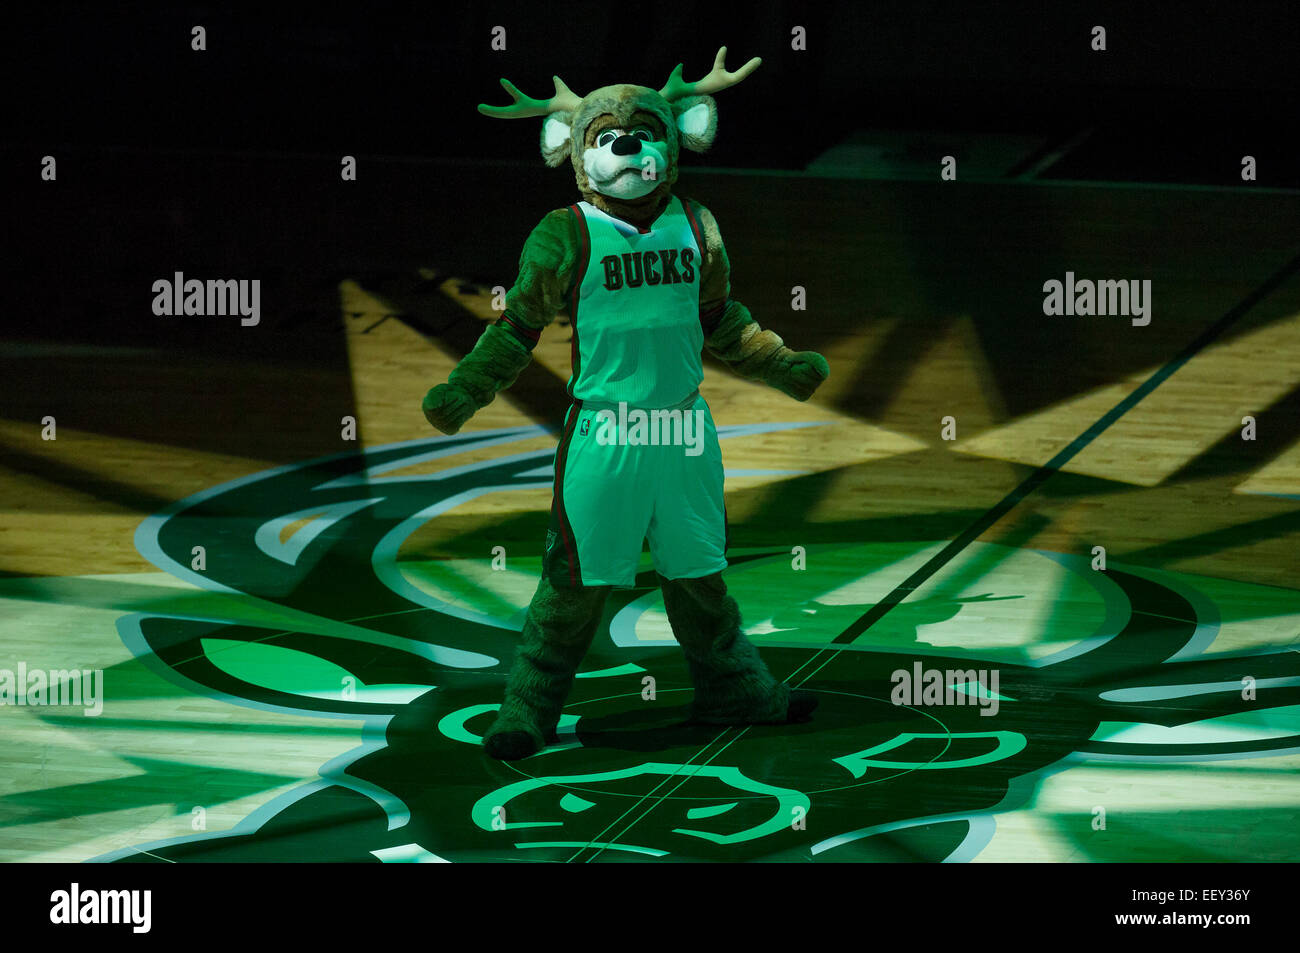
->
xmin=659 ymin=571 xmax=817 ymax=725
xmin=483 ymin=575 xmax=610 ymax=761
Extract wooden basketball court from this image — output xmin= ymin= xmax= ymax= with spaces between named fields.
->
xmin=2 ymin=152 xmax=1299 ymax=862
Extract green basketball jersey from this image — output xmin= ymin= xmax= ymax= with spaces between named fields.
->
xmin=565 ymin=195 xmax=707 ymax=407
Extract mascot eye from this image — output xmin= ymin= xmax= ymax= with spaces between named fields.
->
xmin=631 ymin=128 xmax=653 ymax=142
xmin=597 ymin=130 xmax=619 ymax=148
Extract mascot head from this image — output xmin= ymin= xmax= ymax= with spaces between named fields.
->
xmin=478 ymin=47 xmax=760 ymax=224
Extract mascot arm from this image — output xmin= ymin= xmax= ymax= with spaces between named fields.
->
xmin=423 ymin=209 xmax=576 ymax=434
xmin=691 ymin=202 xmax=829 ymax=402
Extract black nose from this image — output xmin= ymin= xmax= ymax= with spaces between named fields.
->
xmin=611 ymin=135 xmax=642 ymax=156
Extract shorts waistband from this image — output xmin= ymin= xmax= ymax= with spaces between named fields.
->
xmin=574 ymin=389 xmax=701 ymax=415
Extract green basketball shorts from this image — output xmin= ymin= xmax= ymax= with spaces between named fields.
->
xmin=542 ymin=391 xmax=728 ymax=588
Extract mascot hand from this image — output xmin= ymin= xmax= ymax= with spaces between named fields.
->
xmin=769 ymin=350 xmax=830 ymax=401
xmin=422 ymin=383 xmax=477 ymax=434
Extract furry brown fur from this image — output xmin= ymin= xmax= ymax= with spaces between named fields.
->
xmin=424 ymin=49 xmax=825 ymax=761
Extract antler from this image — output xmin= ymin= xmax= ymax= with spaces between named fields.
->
xmin=659 ymin=46 xmax=762 ymax=102
xmin=478 ymin=75 xmax=584 ymax=118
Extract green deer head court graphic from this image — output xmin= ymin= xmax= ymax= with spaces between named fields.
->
xmin=85 ymin=426 xmax=1300 ymax=863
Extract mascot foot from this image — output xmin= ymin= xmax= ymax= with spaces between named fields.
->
xmin=483 ymin=729 xmax=541 ymax=761
xmin=786 ymin=689 xmax=818 ymax=722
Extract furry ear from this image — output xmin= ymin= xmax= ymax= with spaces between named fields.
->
xmin=541 ymin=112 xmax=573 ymax=167
xmin=674 ymin=95 xmax=718 ymax=152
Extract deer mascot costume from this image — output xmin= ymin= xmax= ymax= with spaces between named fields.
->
xmin=423 ymin=48 xmax=830 ymax=760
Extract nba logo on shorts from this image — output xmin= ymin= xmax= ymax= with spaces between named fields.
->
xmin=579 ymin=418 xmax=591 ymax=437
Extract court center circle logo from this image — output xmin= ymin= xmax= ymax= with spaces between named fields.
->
xmin=99 ymin=426 xmax=1300 ymax=862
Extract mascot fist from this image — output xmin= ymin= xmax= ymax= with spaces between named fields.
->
xmin=422 ymin=382 xmax=477 ymax=435
xmin=768 ymin=350 xmax=830 ymax=401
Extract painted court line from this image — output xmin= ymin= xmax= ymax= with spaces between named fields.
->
xmin=583 ymin=248 xmax=1300 ymax=861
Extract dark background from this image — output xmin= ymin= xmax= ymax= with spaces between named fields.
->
xmin=8 ymin=0 xmax=1300 ymax=174
xmin=2 ymin=1 xmax=1299 ymax=462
